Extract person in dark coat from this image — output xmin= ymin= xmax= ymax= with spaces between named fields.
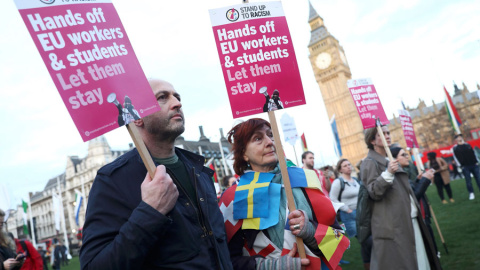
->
xmin=50 ymin=238 xmax=62 ymax=270
xmin=80 ymin=79 xmax=232 ymax=270
xmin=392 ymin=148 xmax=439 ymax=255
xmin=360 ymin=126 xmax=441 ymax=270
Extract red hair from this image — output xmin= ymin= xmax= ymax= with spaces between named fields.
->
xmin=227 ymin=118 xmax=271 ymax=175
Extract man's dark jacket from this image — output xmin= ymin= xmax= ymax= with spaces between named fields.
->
xmin=80 ymin=148 xmax=233 ymax=270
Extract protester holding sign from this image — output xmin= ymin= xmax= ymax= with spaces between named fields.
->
xmin=360 ymin=126 xmax=440 ymax=270
xmin=392 ymin=147 xmax=440 ymax=256
xmin=220 ymin=118 xmax=348 ymax=270
xmin=80 ymin=79 xmax=232 ymax=270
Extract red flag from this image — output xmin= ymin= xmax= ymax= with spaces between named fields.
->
xmin=444 ymin=86 xmax=462 ymax=133
xmin=209 ymin=163 xmax=218 ymax=183
xmin=301 ymin=133 xmax=308 ymax=151
xmin=314 ymin=224 xmax=350 ymax=270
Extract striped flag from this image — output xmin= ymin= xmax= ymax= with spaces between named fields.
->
xmin=206 ymin=157 xmax=218 ymax=183
xmin=330 ymin=115 xmax=342 ymax=158
xmin=209 ymin=163 xmax=218 ymax=183
xmin=287 ymin=167 xmax=323 ymax=191
xmin=21 ymin=200 xmax=29 ymax=236
xmin=315 ymin=224 xmax=350 ymax=270
xmin=74 ymin=190 xmax=84 ymax=226
xmin=444 ymin=86 xmax=462 ymax=134
xmin=301 ymin=133 xmax=308 ymax=152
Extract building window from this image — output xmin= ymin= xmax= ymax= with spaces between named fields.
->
xmin=470 ymin=128 xmax=480 ymax=140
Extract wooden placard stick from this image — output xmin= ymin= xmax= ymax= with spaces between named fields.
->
xmin=412 ymin=147 xmax=424 ymax=174
xmin=411 ymin=146 xmax=449 ymax=253
xmin=268 ymin=111 xmax=307 ymax=260
xmin=126 ymin=122 xmax=156 ymax=178
xmin=376 ymin=118 xmax=393 ymax=160
xmin=411 ymin=144 xmax=448 ymax=253
xmin=242 ymin=0 xmax=305 ymax=262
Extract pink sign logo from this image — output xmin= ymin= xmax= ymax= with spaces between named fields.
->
xmin=226 ymin=8 xmax=239 ymax=22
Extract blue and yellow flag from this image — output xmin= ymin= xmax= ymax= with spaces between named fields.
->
xmin=233 ymin=172 xmax=274 ymax=219
xmin=287 ymin=167 xmax=322 ymax=191
xmin=242 ymin=182 xmax=281 ymax=230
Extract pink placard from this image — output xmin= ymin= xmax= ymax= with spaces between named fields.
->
xmin=209 ymin=1 xmax=305 ymax=118
xmin=14 ymin=0 xmax=160 ymax=141
xmin=347 ymin=78 xmax=389 ymax=129
xmin=398 ymin=109 xmax=419 ymax=148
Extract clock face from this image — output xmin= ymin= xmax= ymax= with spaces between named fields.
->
xmin=339 ymin=51 xmax=348 ymax=65
xmin=315 ymin=52 xmax=332 ymax=70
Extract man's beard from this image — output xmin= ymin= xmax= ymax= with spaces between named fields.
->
xmin=144 ymin=114 xmax=185 ymax=142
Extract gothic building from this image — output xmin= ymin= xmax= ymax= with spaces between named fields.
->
xmin=389 ymin=83 xmax=480 ymax=151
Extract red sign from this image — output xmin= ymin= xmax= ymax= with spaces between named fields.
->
xmin=14 ymin=0 xmax=160 ymax=141
xmin=209 ymin=1 xmax=305 ymax=118
xmin=347 ymin=78 xmax=389 ymax=129
xmin=398 ymin=109 xmax=419 ymax=148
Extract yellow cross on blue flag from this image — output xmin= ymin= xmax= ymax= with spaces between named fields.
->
xmin=233 ymin=172 xmax=274 ymax=219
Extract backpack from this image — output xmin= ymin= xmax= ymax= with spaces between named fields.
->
xmin=337 ymin=177 xmax=359 ymax=201
xmin=336 ymin=177 xmax=359 ymax=223
xmin=356 ymin=157 xmax=379 ymax=244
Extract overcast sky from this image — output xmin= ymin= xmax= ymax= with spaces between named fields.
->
xmin=1 ymin=0 xmax=479 ymax=207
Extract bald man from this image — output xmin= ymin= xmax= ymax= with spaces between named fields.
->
xmin=80 ymin=79 xmax=232 ymax=270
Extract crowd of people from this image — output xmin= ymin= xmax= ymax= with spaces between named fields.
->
xmin=3 ymin=79 xmax=479 ymax=270
xmin=1 ymin=210 xmax=72 ymax=270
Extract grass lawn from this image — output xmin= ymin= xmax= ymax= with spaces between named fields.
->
xmin=341 ymin=178 xmax=480 ymax=270
xmin=60 ymin=179 xmax=479 ymax=270
xmin=59 ymin=256 xmax=80 ymax=270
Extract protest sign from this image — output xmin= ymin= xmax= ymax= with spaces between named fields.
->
xmin=347 ymin=78 xmax=389 ymax=129
xmin=14 ymin=0 xmax=160 ymax=141
xmin=209 ymin=1 xmax=305 ymax=118
xmin=398 ymin=109 xmax=419 ymax=148
xmin=280 ymin=113 xmax=298 ymax=146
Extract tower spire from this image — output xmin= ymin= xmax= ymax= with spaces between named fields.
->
xmin=308 ymin=1 xmax=321 ymax=22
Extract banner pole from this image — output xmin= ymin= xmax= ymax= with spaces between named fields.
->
xmin=429 ymin=203 xmax=449 ymax=254
xmin=126 ymin=123 xmax=156 ymax=178
xmin=268 ymin=111 xmax=307 ymax=260
xmin=376 ymin=119 xmax=393 ymax=160
xmin=293 ymin=145 xmax=299 ymax=166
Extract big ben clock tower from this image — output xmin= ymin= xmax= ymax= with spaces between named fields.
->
xmin=307 ymin=2 xmax=367 ymax=166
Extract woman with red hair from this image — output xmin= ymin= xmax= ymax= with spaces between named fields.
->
xmin=219 ymin=118 xmax=345 ymax=270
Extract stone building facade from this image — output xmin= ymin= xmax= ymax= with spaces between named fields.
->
xmin=6 ymin=128 xmax=232 ymax=246
xmin=7 ymin=136 xmax=129 ymax=246
xmin=388 ymin=83 xmax=480 ymax=151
